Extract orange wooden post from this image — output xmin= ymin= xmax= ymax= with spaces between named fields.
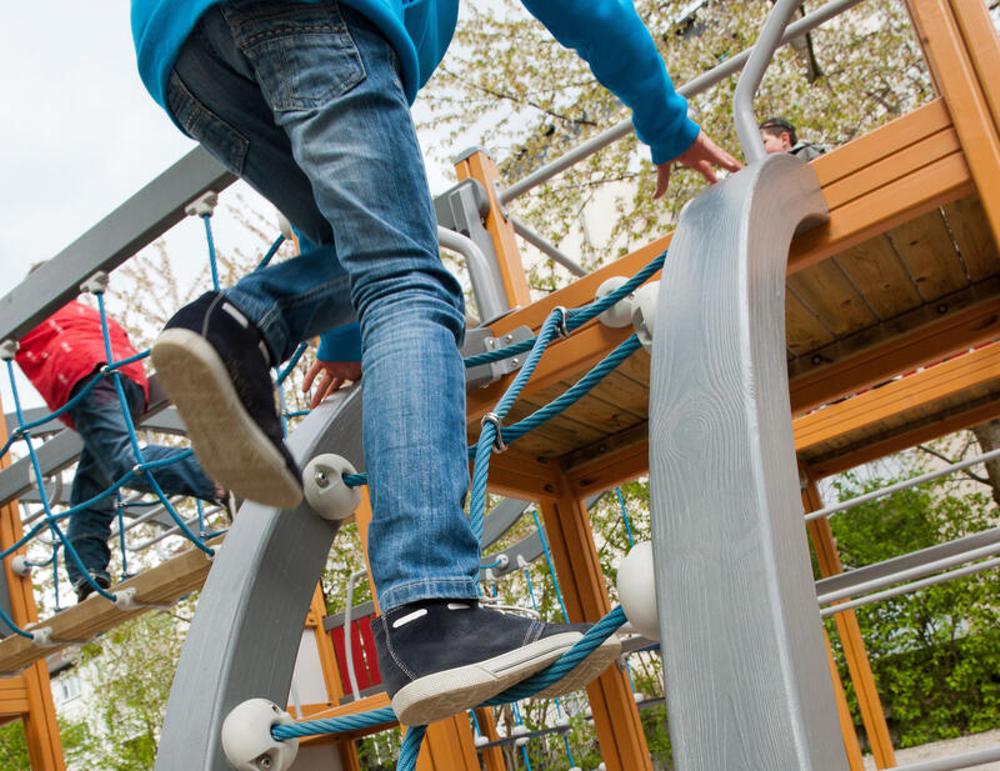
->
xmin=904 ymin=0 xmax=1000 ymax=240
xmin=539 ymin=484 xmax=652 ymax=771
xmin=474 ymin=707 xmax=508 ymax=771
xmin=803 ymin=479 xmax=897 ymax=769
xmin=454 ymin=149 xmax=533 ymax=308
xmin=354 ymin=492 xmax=481 ymax=770
xmin=0 ymin=394 xmax=65 ymax=770
xmin=824 ymin=629 xmax=867 ymax=771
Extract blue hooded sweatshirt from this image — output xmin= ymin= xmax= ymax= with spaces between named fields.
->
xmin=131 ymin=0 xmax=700 ymax=165
xmin=131 ymin=0 xmax=700 ymax=362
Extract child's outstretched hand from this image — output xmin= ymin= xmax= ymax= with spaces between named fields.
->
xmin=654 ymin=131 xmax=742 ymax=198
xmin=302 ymin=359 xmax=362 ymax=409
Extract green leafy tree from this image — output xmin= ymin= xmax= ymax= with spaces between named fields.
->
xmin=826 ymin=447 xmax=1000 ymax=749
xmin=421 ymin=0 xmax=932 ymax=289
xmin=0 ymin=717 xmax=91 ymax=770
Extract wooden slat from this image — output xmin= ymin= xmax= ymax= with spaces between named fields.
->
xmin=943 ymin=196 xmax=1000 ymax=281
xmin=788 ymin=260 xmax=878 ymax=337
xmin=794 ymin=343 xmax=1000 ymax=454
xmin=787 ymin=289 xmax=837 ymax=355
xmin=888 ymin=209 xmax=967 ymax=301
xmin=0 ymin=541 xmax=218 ymax=675
xmin=833 ymin=237 xmax=922 ymax=319
xmin=905 ymin=0 xmax=1000 ymax=242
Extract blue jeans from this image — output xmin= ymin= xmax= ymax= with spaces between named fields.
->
xmin=66 ymin=374 xmax=218 ymax=586
xmin=168 ymin=1 xmax=480 ymax=610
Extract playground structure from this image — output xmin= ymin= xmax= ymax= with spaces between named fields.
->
xmin=0 ymin=0 xmax=998 ymax=768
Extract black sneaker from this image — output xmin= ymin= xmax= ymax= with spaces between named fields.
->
xmin=372 ymin=600 xmax=620 ymax=725
xmin=152 ymin=292 xmax=302 ymax=508
xmin=74 ymin=573 xmax=111 ymax=603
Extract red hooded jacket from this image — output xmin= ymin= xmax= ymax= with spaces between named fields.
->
xmin=14 ymin=301 xmax=149 ymax=429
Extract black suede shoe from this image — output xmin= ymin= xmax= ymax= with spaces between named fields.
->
xmin=372 ymin=600 xmax=620 ymax=725
xmin=74 ymin=573 xmax=111 ymax=603
xmin=152 ymin=292 xmax=303 ymax=508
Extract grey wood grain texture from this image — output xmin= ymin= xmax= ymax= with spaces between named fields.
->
xmin=648 ymin=153 xmax=845 ymax=770
xmin=155 ymin=386 xmax=363 ymax=771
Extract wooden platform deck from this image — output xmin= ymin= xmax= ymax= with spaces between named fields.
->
xmin=469 ymin=99 xmax=1000 ymax=499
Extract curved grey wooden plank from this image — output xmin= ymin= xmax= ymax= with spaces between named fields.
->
xmin=648 ymin=153 xmax=845 ymax=769
xmin=155 ymin=386 xmax=363 ymax=771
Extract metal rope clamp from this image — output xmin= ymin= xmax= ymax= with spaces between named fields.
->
xmin=553 ymin=305 xmax=571 ymax=339
xmin=481 ymin=412 xmax=508 ymax=454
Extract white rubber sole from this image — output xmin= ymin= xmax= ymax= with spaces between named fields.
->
xmin=151 ymin=329 xmax=303 ymax=509
xmin=533 ymin=635 xmax=622 ymax=698
xmin=392 ymin=631 xmax=582 ymax=726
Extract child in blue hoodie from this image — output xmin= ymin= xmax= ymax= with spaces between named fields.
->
xmin=133 ymin=0 xmax=739 ymax=725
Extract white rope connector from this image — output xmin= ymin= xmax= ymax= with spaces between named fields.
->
xmin=185 ymin=191 xmax=219 ymax=218
xmin=0 ymin=339 xmax=19 ymax=361
xmin=494 ymin=553 xmax=510 ymax=571
xmin=221 ymin=699 xmax=299 ymax=771
xmin=275 ymin=210 xmax=295 ymax=242
xmin=113 ymin=587 xmax=172 ymax=612
xmin=512 ymin=724 xmax=529 ymax=748
xmin=515 ymin=554 xmax=529 ymax=569
xmin=630 ymin=281 xmax=660 ymax=352
xmin=473 ymin=735 xmax=489 ymax=748
xmin=79 ymin=271 xmax=109 ymax=295
xmin=616 ymin=541 xmax=659 ymax=641
xmin=633 ymin=691 xmax=646 ymax=703
xmin=10 ymin=555 xmax=31 ymax=577
xmin=303 ymin=454 xmax=360 ymax=522
xmin=31 ymin=627 xmax=55 ymax=648
xmin=594 ymin=276 xmax=636 ymax=329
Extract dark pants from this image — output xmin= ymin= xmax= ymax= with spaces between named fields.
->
xmin=65 ymin=374 xmax=217 ymax=586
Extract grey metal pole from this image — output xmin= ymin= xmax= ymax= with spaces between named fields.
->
xmin=893 ymin=744 xmax=1000 ymax=771
xmin=733 ymin=0 xmax=805 ymax=165
xmin=437 ymin=225 xmax=508 ymax=322
xmin=510 ymin=218 xmax=587 ymax=277
xmin=805 ymin=447 xmax=1000 ymax=522
xmin=816 ymin=540 xmax=1000 ymax=606
xmin=820 ymin=556 xmax=1000 ymax=617
xmin=499 ymin=0 xmax=866 ymax=204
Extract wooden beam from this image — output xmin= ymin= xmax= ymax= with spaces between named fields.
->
xmin=803 ymin=481 xmax=896 ymax=769
xmin=539 ymin=483 xmax=652 ymax=771
xmin=0 ymin=393 xmax=65 ymax=771
xmin=905 ymin=0 xmax=1000 ymax=241
xmin=810 ymin=397 xmax=1000 ymax=478
xmin=455 ymin=150 xmax=533 ymax=308
xmin=474 ymin=707 xmax=508 ymax=771
xmin=788 ymin=289 xmax=1000 ymax=415
xmin=823 ymin=629 xmax=866 ymax=771
xmin=795 ymin=342 xmax=1000 ymax=453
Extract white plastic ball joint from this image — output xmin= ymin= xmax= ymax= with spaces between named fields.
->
xmin=616 ymin=540 xmax=660 ymax=641
xmin=221 ymin=699 xmax=299 ymax=771
xmin=11 ymin=555 xmax=32 ymax=577
xmin=594 ymin=276 xmax=636 ymax=329
xmin=630 ymin=281 xmax=660 ymax=353
xmin=303 ymin=454 xmax=361 ymax=522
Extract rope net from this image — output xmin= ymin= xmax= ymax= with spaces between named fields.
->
xmin=0 ymin=212 xmax=294 ymax=634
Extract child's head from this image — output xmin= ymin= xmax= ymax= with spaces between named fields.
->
xmin=759 ymin=117 xmax=797 ymax=154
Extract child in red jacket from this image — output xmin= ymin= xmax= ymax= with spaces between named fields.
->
xmin=16 ymin=299 xmax=224 ymax=601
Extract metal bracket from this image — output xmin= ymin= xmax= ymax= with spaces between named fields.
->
xmin=185 ymin=191 xmax=219 ymax=219
xmin=462 ymin=325 xmax=533 ymax=390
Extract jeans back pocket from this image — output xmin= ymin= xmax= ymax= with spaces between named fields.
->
xmin=223 ymin=2 xmax=366 ymax=112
